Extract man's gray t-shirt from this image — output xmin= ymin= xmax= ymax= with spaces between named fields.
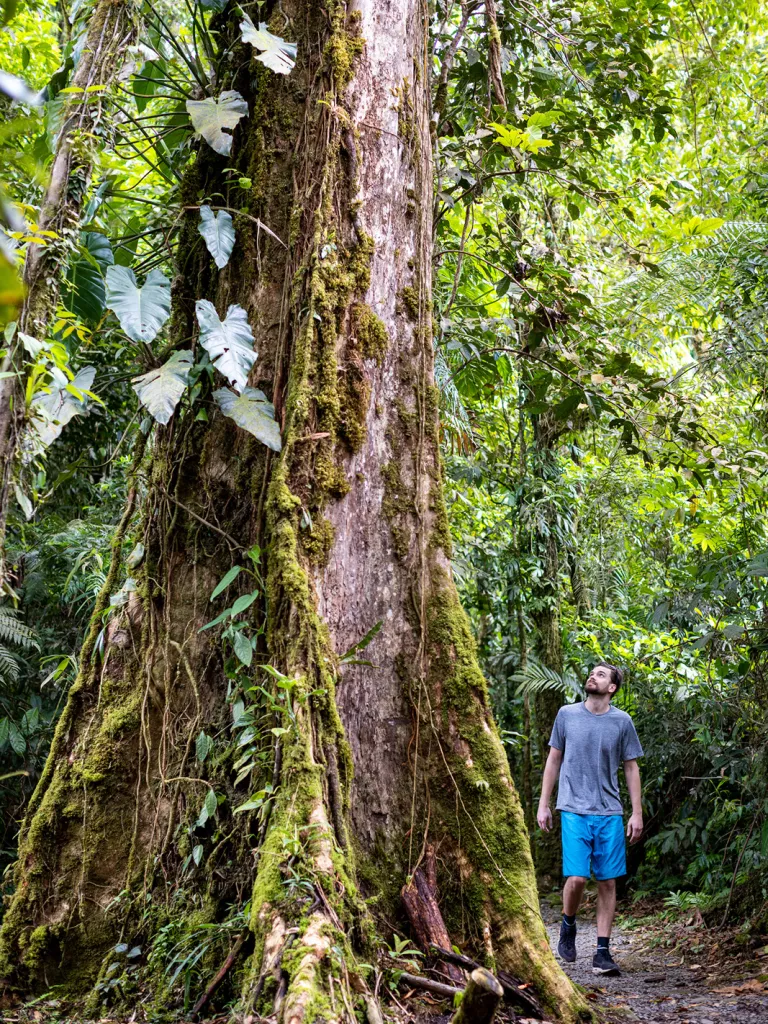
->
xmin=549 ymin=702 xmax=643 ymax=815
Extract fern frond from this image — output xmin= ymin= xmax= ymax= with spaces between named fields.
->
xmin=0 ymin=607 xmax=38 ymax=650
xmin=0 ymin=644 xmax=20 ymax=683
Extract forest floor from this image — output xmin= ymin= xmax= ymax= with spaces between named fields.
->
xmin=541 ymin=894 xmax=768 ymax=1023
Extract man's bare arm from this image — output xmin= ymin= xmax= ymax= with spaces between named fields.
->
xmin=624 ymin=758 xmax=643 ymax=843
xmin=537 ymin=746 xmax=563 ymax=831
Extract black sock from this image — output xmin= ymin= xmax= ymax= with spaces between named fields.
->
xmin=597 ymin=936 xmax=610 ymax=950
xmin=563 ymin=912 xmax=576 ymax=926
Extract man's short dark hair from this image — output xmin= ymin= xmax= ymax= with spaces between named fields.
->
xmin=597 ymin=661 xmax=623 ymax=692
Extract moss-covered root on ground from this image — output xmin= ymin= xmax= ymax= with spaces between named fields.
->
xmin=241 ymin=694 xmax=365 ymax=1021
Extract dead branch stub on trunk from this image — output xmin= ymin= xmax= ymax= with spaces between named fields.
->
xmin=401 ymin=854 xmax=464 ymax=984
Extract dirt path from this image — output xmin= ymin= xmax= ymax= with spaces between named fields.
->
xmin=541 ymin=900 xmax=768 ymax=1023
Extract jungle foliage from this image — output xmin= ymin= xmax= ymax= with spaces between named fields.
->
xmin=0 ymin=0 xmax=767 ymax=1013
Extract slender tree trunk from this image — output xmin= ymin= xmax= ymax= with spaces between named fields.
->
xmin=0 ymin=2 xmax=582 ymax=1018
xmin=516 ymin=600 xmax=534 ymax=838
xmin=0 ymin=0 xmax=133 ymax=578
xmin=529 ymin=413 xmax=564 ymax=882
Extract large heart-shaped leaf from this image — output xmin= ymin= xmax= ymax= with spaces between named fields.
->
xmin=214 ymin=387 xmax=282 ymax=451
xmin=30 ymin=365 xmax=96 ymax=449
xmin=198 ymin=206 xmax=235 ymax=269
xmin=64 ymin=231 xmax=114 ymax=322
xmin=240 ymin=15 xmax=297 ymax=75
xmin=186 ymin=91 xmax=248 ymax=156
xmin=132 ymin=350 xmax=193 ymax=425
xmin=196 ymin=300 xmax=256 ymax=392
xmin=105 ymin=266 xmax=171 ymax=343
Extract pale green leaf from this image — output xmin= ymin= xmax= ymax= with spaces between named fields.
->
xmin=240 ymin=14 xmax=297 ymax=75
xmin=187 ymin=91 xmax=248 ymax=156
xmin=198 ymin=205 xmax=235 ymax=269
xmin=196 ymin=301 xmax=256 ymax=392
xmin=214 ymin=386 xmax=282 ymax=451
xmin=132 ymin=350 xmax=193 ymax=425
xmin=30 ymin=365 xmax=96 ymax=449
xmin=105 ymin=266 xmax=171 ymax=343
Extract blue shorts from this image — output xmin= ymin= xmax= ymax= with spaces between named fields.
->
xmin=561 ymin=811 xmax=626 ymax=880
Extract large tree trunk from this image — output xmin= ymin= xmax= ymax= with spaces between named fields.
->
xmin=0 ymin=0 xmax=133 ymax=578
xmin=0 ymin=2 xmax=581 ymax=1019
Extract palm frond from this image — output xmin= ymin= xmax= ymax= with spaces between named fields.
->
xmin=512 ymin=659 xmax=584 ymax=699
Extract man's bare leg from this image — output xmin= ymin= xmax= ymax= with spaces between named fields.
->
xmin=563 ymin=875 xmax=586 ymax=916
xmin=596 ymin=878 xmax=617 ymax=938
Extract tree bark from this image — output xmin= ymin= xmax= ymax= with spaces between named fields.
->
xmin=0 ymin=0 xmax=133 ymax=580
xmin=484 ymin=0 xmax=507 ymax=111
xmin=0 ymin=2 xmax=581 ymax=1019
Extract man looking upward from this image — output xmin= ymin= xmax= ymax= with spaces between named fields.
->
xmin=537 ymin=663 xmax=644 ymax=976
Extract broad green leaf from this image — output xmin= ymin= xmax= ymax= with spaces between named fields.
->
xmin=187 ymin=91 xmax=248 ymax=156
xmin=198 ymin=606 xmax=232 ymax=632
xmin=240 ymin=15 xmax=297 ymax=75
xmin=105 ymin=266 xmax=171 ymax=343
xmin=214 ymin=387 xmax=282 ymax=451
xmin=204 ymin=788 xmax=218 ymax=818
xmin=64 ymin=232 xmax=114 ymax=322
xmin=234 ymin=630 xmax=252 ymax=666
xmin=198 ymin=206 xmax=235 ymax=269
xmin=21 ymin=707 xmax=38 ymax=734
xmin=234 ymin=795 xmax=266 ymax=814
xmin=210 ymin=565 xmax=242 ymax=600
xmin=231 ymin=591 xmax=258 ymax=616
xmin=196 ymin=300 xmax=256 ymax=392
xmin=527 ymin=110 xmax=563 ymax=127
xmin=132 ymin=350 xmax=193 ymax=425
xmin=30 ymin=365 xmax=96 ymax=449
xmin=8 ymin=720 xmax=25 ymax=755
xmin=196 ymin=730 xmax=213 ymax=763
xmin=192 ymin=843 xmax=203 ymax=865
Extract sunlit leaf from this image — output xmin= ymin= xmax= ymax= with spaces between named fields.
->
xmin=105 ymin=266 xmax=171 ymax=343
xmin=132 ymin=350 xmax=193 ymax=425
xmin=186 ymin=91 xmax=248 ymax=156
xmin=214 ymin=387 xmax=282 ymax=451
xmin=198 ymin=205 xmax=235 ymax=269
xmin=240 ymin=15 xmax=297 ymax=75
xmin=196 ymin=300 xmax=256 ymax=392
xmin=0 ymin=69 xmax=40 ymax=106
xmin=30 ymin=365 xmax=96 ymax=449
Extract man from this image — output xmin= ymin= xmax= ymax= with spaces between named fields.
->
xmin=537 ymin=662 xmax=643 ymax=977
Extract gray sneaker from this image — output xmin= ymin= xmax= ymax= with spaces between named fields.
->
xmin=557 ymin=920 xmax=577 ymax=962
